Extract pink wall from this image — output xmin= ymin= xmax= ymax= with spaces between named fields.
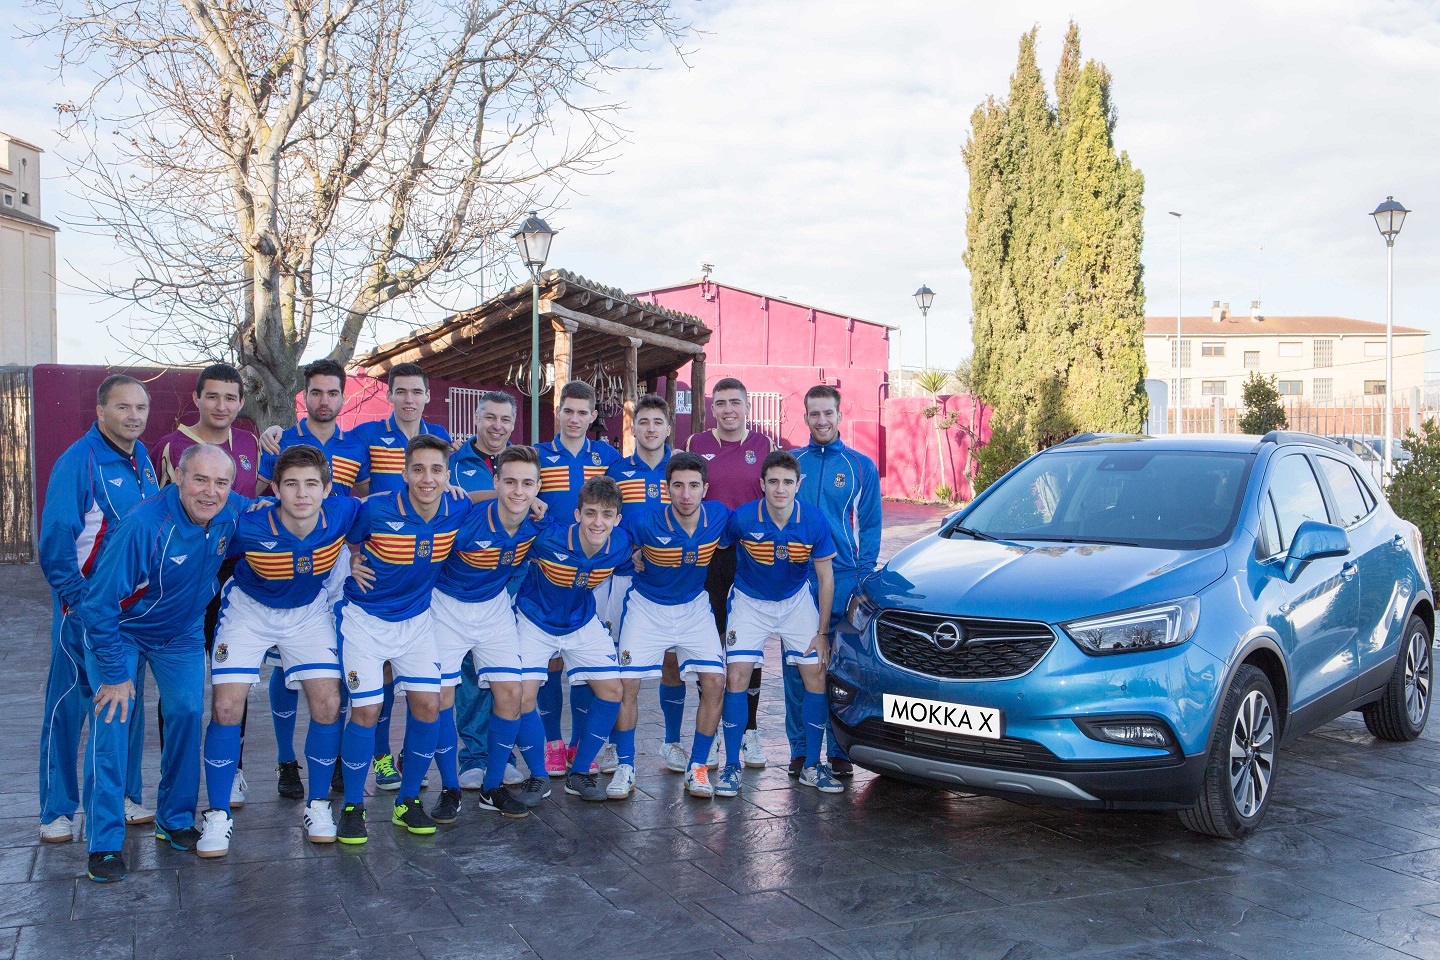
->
xmin=880 ymin=395 xmax=992 ymax=502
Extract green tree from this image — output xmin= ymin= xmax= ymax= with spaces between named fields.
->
xmin=914 ymin=368 xmax=956 ymax=501
xmin=1387 ymin=420 xmax=1440 ymax=587
xmin=1239 ymin=374 xmax=1288 ymax=434
xmin=973 ymin=416 xmax=1031 ymax=495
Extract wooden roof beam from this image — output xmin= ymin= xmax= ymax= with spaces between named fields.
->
xmin=539 ymin=300 xmax=705 ymax=355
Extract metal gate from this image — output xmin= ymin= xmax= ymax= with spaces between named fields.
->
xmin=447 ymin=386 xmax=484 ymax=441
xmin=748 ymin=391 xmax=783 ymax=445
xmin=0 ymin=367 xmax=35 ymax=563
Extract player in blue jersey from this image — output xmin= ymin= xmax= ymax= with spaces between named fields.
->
xmin=195 ymin=446 xmax=356 ymax=857
xmin=534 ymin=382 xmax=620 ymax=777
xmin=334 ymin=434 xmax=470 ymax=844
xmin=78 ymin=444 xmax=242 ymax=882
xmin=430 ymin=444 xmax=548 ymax=821
xmin=610 ymin=452 xmax=731 ymax=799
xmin=718 ymin=450 xmax=842 ymax=797
xmin=37 ymin=375 xmax=156 ymax=843
xmin=513 ymin=476 xmax=630 ymax=801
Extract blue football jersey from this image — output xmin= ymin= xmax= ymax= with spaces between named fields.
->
xmin=630 ymin=502 xmax=732 ymax=606
xmin=350 ymin=415 xmax=452 ymax=495
xmin=229 ymin=496 xmax=361 ymax=608
xmin=728 ymin=499 xmax=837 ymax=602
xmin=606 ymin=447 xmax=670 ymax=576
xmin=257 ymin=420 xmax=365 ymax=496
xmin=343 ymin=489 xmax=471 ymax=621
xmin=515 ymin=523 xmax=632 ymax=635
xmin=434 ymin=499 xmax=545 ymax=604
xmin=536 ymin=436 xmax=620 ymax=522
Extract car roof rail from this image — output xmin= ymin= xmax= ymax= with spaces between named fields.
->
xmin=1057 ymin=432 xmax=1146 ymax=446
xmin=1258 ymin=431 xmax=1349 ymax=452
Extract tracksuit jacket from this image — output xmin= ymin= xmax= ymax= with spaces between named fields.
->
xmin=795 ymin=437 xmax=882 ymax=577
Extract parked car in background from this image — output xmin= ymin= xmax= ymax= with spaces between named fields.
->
xmin=830 ymin=432 xmax=1433 ymax=838
xmin=1327 ymin=435 xmax=1412 ymax=483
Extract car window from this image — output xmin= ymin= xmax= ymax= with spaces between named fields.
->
xmin=1353 ymin=467 xmax=1378 ymax=512
xmin=1315 ymin=456 xmax=1370 ymax=527
xmin=1257 ymin=495 xmax=1282 ymax=559
xmin=1267 ymin=455 xmax=1329 ymax=551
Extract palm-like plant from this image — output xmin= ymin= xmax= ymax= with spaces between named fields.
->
xmin=914 ymin=369 xmax=954 ymax=501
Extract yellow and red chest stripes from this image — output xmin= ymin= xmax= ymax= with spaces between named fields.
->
xmin=616 ymin=479 xmax=670 ymax=504
xmin=369 ymin=445 xmax=407 ymax=476
xmin=641 ymin=539 xmax=720 ymax=568
xmin=245 ymin=535 xmax=347 ymax=580
xmin=457 ymin=538 xmax=534 ymax=571
xmin=538 ymin=557 xmax=615 ymax=589
xmin=368 ymin=530 xmax=457 ymax=565
xmin=539 ymin=466 xmax=571 ymax=492
xmin=739 ymin=539 xmax=813 ymax=566
xmin=583 ymin=466 xmax=608 ymax=482
xmin=330 ymin=455 xmax=362 ymax=487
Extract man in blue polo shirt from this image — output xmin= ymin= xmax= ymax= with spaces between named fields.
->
xmin=787 ymin=384 xmax=882 ymax=777
xmin=719 ymin=450 xmax=841 ymax=798
xmin=534 ymin=381 xmax=620 ymax=775
xmin=79 ymin=444 xmax=242 ymax=882
xmin=38 ymin=375 xmax=157 ymax=844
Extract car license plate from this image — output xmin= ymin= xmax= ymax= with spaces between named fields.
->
xmin=882 ymin=693 xmax=1002 ymax=740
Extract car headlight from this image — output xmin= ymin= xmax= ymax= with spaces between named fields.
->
xmin=1062 ymin=597 xmax=1200 ymax=656
xmin=846 ymin=587 xmax=879 ymax=633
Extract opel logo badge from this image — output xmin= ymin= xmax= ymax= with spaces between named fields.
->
xmin=931 ymin=621 xmax=965 ymax=652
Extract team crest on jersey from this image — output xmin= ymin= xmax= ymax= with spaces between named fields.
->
xmin=684 ymin=551 xmax=697 ymax=564
xmin=215 ymin=643 xmax=229 ymax=663
xmin=347 ymin=671 xmax=360 ymax=690
xmin=239 ymin=454 xmax=253 ymax=471
xmin=647 ymin=484 xmax=658 ymax=498
xmin=501 ymin=552 xmax=514 ymax=565
xmin=726 ymin=630 xmax=737 ymax=647
xmin=216 ymin=537 xmax=227 ymax=555
xmin=418 ymin=540 xmax=432 ymax=558
xmin=620 ymin=649 xmax=632 ymax=665
xmin=834 ymin=473 xmax=846 ymax=488
xmin=145 ymin=469 xmax=156 ymax=484
xmin=775 ymin=545 xmax=790 ymax=561
xmin=296 ymin=555 xmax=312 ymax=574
xmin=591 ymin=453 xmax=602 ymax=465
xmin=745 ymin=450 xmax=756 ymax=464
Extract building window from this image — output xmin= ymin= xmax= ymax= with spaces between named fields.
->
xmin=1277 ymin=381 xmax=1303 ymax=396
xmin=1244 ymin=350 xmax=1260 ymax=369
xmin=1313 ymin=378 xmax=1334 ymax=402
xmin=19 ymin=192 xmax=28 ymax=206
xmin=1177 ymin=379 xmax=1193 ymax=405
xmin=1201 ymin=381 xmax=1227 ymax=397
xmin=1365 ymin=380 xmax=1387 ymax=396
xmin=1278 ymin=342 xmax=1302 ymax=358
xmin=1314 ymin=340 xmax=1333 ymax=368
xmin=1201 ymin=342 xmax=1225 ymax=358
xmin=1169 ymin=340 xmax=1193 ymax=367
xmin=1365 ymin=342 xmax=1386 ymax=358
xmin=1 ymin=195 xmax=10 ymax=207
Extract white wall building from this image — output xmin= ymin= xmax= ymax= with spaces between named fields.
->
xmin=0 ymin=133 xmax=58 ymax=365
xmin=1144 ymin=301 xmax=1426 ymax=406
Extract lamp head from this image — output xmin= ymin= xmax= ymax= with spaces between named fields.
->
xmin=1371 ymin=197 xmax=1409 ymax=244
xmin=512 ymin=210 xmax=557 ymax=270
xmin=913 ymin=284 xmax=935 ymax=314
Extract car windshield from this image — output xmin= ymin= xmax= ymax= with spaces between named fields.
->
xmin=952 ymin=449 xmax=1253 ymax=550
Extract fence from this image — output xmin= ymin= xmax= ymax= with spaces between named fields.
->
xmin=1164 ymin=387 xmax=1428 ymax=441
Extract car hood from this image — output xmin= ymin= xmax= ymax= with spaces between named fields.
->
xmin=867 ymin=536 xmax=1230 ymax=623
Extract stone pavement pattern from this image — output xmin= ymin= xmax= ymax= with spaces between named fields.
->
xmin=5 ymin=501 xmax=1440 ymax=959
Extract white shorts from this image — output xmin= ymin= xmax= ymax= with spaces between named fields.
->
xmin=593 ymin=573 xmax=632 ymax=641
xmin=431 ymin=589 xmax=522 ymax=689
xmin=516 ymin=613 xmax=620 ymax=684
xmin=617 ymin=590 xmax=724 ymax=680
xmin=212 ymin=584 xmax=339 ymax=689
xmin=725 ymin=587 xmax=822 ymax=666
xmin=335 ymin=600 xmax=442 ymax=707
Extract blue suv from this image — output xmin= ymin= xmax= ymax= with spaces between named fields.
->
xmin=829 ymin=433 xmax=1433 ymax=837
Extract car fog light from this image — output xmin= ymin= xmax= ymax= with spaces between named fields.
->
xmin=828 ymin=677 xmax=856 ymax=706
xmin=1095 ymin=723 xmax=1170 ymax=748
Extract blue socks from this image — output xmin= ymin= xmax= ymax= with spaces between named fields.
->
xmin=435 ymin=707 xmax=459 ymax=790
xmin=538 ymin=668 xmax=563 ymax=742
xmin=304 ymin=719 xmax=342 ymax=803
xmin=722 ymin=690 xmax=748 ymax=768
xmin=803 ymin=691 xmax=827 ymax=768
xmin=374 ymin=681 xmax=395 ymax=759
xmin=483 ymin=716 xmax=521 ymax=791
xmin=570 ymin=695 xmax=620 ymax=774
xmin=341 ymin=721 xmax=375 ymax=805
xmin=659 ymin=682 xmax=686 ymax=743
xmin=202 ymin=721 xmax=243 ymax=813
xmin=398 ymin=712 xmax=438 ymax=799
xmin=615 ymin=727 xmax=636 ymax=768
xmin=689 ymin=730 xmax=715 ymax=770
xmin=269 ymin=668 xmax=299 ymax=764
xmin=569 ymin=683 xmax=594 ymax=748
xmin=516 ymin=710 xmax=547 ymax=779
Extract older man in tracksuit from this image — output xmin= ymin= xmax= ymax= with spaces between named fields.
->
xmin=786 ymin=385 xmax=882 ymax=776
xmin=79 ymin=444 xmax=243 ymax=882
xmin=37 ymin=375 xmax=158 ymax=843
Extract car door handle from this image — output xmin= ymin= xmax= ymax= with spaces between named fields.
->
xmin=1341 ymin=561 xmax=1359 ymax=581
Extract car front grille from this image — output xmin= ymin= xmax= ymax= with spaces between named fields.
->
xmin=874 ymin=610 xmax=1056 ymax=680
xmin=845 ymin=717 xmax=1059 ymax=768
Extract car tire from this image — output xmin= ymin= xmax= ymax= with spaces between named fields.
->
xmin=1362 ymin=614 xmax=1432 ymax=742
xmin=1178 ymin=663 xmax=1277 ymax=839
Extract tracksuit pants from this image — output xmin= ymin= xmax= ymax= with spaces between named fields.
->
xmin=455 ymin=657 xmax=493 ymax=774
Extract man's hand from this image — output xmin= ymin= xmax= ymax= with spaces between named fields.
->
xmin=350 ymin=551 xmax=376 ymax=592
xmin=259 ymin=425 xmax=284 ymax=455
xmin=449 ymin=438 xmax=464 ymax=454
xmin=631 ymin=545 xmax=645 ymax=573
xmin=529 ymin=498 xmax=548 ymax=522
xmin=806 ymin=632 xmax=830 ymax=670
xmin=445 ymin=483 xmax=468 ymax=499
xmin=94 ymin=681 xmax=135 ymax=724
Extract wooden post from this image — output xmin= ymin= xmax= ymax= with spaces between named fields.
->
xmin=551 ymin=318 xmax=577 ymax=417
xmin=665 ymin=369 xmax=680 ymax=448
xmin=690 ymin=352 xmax=707 ymax=438
xmin=621 ymin=337 xmax=641 ymax=456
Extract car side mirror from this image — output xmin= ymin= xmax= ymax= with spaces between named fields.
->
xmin=1283 ymin=520 xmax=1350 ymax=582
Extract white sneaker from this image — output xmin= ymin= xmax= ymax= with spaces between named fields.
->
xmin=605 ymin=763 xmax=635 ymax=799
xmin=124 ymin=798 xmax=155 ymax=825
xmin=196 ymin=809 xmax=233 ymax=858
xmin=503 ymin=761 xmax=525 ymax=786
xmin=707 ymin=739 xmax=720 ymax=769
xmin=39 ymin=816 xmax=74 ymax=843
xmin=659 ymin=742 xmax=688 ymax=773
xmin=685 ymin=763 xmax=714 ymax=799
xmin=740 ymin=729 xmax=768 ymax=768
xmin=230 ymin=770 xmax=248 ymax=809
xmin=598 ymin=742 xmax=619 ymax=774
xmin=458 ymin=767 xmax=487 ymax=790
xmin=303 ymin=800 xmax=337 ymax=843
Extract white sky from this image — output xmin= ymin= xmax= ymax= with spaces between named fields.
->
xmin=4 ymin=0 xmax=1440 ymax=373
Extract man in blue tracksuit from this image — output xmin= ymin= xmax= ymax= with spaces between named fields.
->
xmin=79 ymin=444 xmax=243 ymax=882
xmin=37 ymin=375 xmax=157 ymax=843
xmin=787 ymin=384 xmax=882 ymax=776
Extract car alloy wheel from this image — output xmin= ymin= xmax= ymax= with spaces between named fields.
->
xmin=1404 ymin=626 xmax=1431 ymax=729
xmin=1363 ymin=614 xmax=1433 ymax=742
xmin=1229 ymin=690 xmax=1274 ymax=819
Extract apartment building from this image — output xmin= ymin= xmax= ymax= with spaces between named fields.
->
xmin=0 ymin=132 xmax=57 ymax=365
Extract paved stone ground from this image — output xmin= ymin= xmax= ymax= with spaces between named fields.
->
xmin=7 ymin=501 xmax=1440 ymax=959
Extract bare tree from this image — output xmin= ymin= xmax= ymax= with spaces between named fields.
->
xmin=35 ymin=0 xmax=690 ymax=427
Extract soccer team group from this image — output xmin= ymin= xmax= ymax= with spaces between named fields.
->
xmin=37 ymin=359 xmax=882 ymax=882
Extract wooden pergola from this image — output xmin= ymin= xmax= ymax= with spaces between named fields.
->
xmin=354 ymin=269 xmax=711 ymax=449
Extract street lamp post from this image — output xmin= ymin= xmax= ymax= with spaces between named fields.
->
xmin=1169 ymin=211 xmax=1182 ymax=434
xmin=913 ymin=285 xmax=935 ymax=371
xmin=512 ymin=210 xmax=557 ymax=442
xmin=1371 ymin=196 xmax=1409 ymax=479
